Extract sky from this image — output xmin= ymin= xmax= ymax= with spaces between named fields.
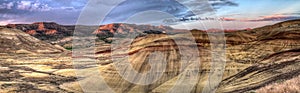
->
xmin=1 ymin=0 xmax=300 ymax=29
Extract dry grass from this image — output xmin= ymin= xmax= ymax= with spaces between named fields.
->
xmin=256 ymin=75 xmax=300 ymax=93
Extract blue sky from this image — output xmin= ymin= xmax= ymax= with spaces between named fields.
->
xmin=1 ymin=0 xmax=300 ymax=29
xmin=217 ymin=0 xmax=300 ymax=19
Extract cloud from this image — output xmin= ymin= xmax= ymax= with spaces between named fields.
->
xmin=0 ymin=0 xmax=87 ymax=25
xmin=17 ymin=1 xmax=51 ymax=11
xmin=208 ymin=0 xmax=238 ymax=9
xmin=0 ymin=2 xmax=13 ymax=9
xmin=0 ymin=0 xmax=52 ymax=13
xmin=101 ymin=0 xmax=195 ymax=24
xmin=249 ymin=15 xmax=300 ymax=21
xmin=219 ymin=14 xmax=300 ymax=22
xmin=220 ymin=17 xmax=236 ymax=21
xmin=0 ymin=0 xmax=238 ymax=25
xmin=101 ymin=0 xmax=239 ymax=24
xmin=275 ymin=12 xmax=300 ymax=16
xmin=173 ymin=13 xmax=300 ymax=23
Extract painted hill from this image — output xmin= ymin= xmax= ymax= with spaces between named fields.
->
xmin=1 ymin=19 xmax=300 ymax=93
xmin=6 ymin=22 xmax=74 ymax=43
xmin=88 ymin=19 xmax=300 ymax=93
xmin=0 ymin=27 xmax=75 ymax=92
xmin=0 ymin=27 xmax=65 ymax=54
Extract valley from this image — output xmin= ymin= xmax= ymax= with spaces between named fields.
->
xmin=0 ymin=19 xmax=300 ymax=93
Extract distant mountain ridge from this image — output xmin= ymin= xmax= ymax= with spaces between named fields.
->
xmin=5 ymin=19 xmax=300 ymax=48
xmin=6 ymin=22 xmax=176 ymax=45
xmin=6 ymin=22 xmax=174 ymax=36
xmin=93 ymin=23 xmax=172 ymax=34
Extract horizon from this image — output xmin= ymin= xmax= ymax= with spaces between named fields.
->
xmin=1 ymin=0 xmax=300 ymax=30
xmin=1 ymin=18 xmax=297 ymax=31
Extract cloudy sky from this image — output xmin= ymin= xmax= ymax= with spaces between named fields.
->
xmin=1 ymin=0 xmax=300 ymax=29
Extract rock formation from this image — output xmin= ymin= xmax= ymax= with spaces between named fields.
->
xmin=0 ymin=27 xmax=65 ymax=54
xmin=6 ymin=22 xmax=74 ymax=45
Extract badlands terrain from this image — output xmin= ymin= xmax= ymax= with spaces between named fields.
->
xmin=0 ymin=19 xmax=300 ymax=93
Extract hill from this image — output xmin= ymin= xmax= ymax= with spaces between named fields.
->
xmin=1 ymin=19 xmax=300 ymax=92
xmin=0 ymin=27 xmax=66 ymax=54
xmin=89 ymin=19 xmax=300 ymax=93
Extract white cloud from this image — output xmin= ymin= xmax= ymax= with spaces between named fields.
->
xmin=0 ymin=2 xmax=14 ymax=9
xmin=6 ymin=2 xmax=13 ymax=9
xmin=17 ymin=1 xmax=31 ymax=10
xmin=16 ymin=1 xmax=51 ymax=11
